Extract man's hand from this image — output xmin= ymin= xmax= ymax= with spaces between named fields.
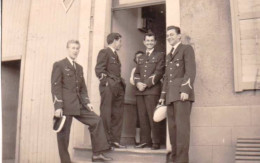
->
xmin=54 ymin=109 xmax=63 ymax=118
xmin=87 ymin=103 xmax=94 ymax=111
xmin=180 ymin=92 xmax=189 ymax=101
xmin=158 ymin=99 xmax=165 ymax=105
xmin=137 ymin=82 xmax=147 ymax=91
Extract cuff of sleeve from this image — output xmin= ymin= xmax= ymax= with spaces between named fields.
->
xmin=145 ymin=75 xmax=156 ymax=88
xmin=134 ymin=78 xmax=141 ymax=85
xmin=160 ymin=92 xmax=166 ymax=100
xmin=54 ymin=96 xmax=63 ymax=110
xmin=54 ymin=104 xmax=63 ymax=110
xmin=180 ymin=86 xmax=192 ymax=95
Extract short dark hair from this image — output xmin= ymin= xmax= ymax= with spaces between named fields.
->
xmin=144 ymin=32 xmax=156 ymax=41
xmin=167 ymin=26 xmax=181 ymax=34
xmin=134 ymin=51 xmax=144 ymax=63
xmin=67 ymin=40 xmax=80 ymax=48
xmin=107 ymin=33 xmax=122 ymax=45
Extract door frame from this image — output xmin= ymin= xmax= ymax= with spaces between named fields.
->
xmin=112 ymin=0 xmax=165 ymax=11
xmin=87 ymin=0 xmax=181 ymax=151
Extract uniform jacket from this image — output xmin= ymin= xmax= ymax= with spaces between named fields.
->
xmin=95 ymin=48 xmax=126 ymax=95
xmin=134 ymin=50 xmax=165 ymax=95
xmin=51 ymin=58 xmax=90 ymax=115
xmin=160 ymin=43 xmax=196 ymax=105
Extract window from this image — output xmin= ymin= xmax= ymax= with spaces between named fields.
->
xmin=230 ymin=0 xmax=260 ymax=92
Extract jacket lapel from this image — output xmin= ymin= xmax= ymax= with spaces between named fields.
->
xmin=145 ymin=49 xmax=156 ymax=62
xmin=64 ymin=58 xmax=76 ymax=72
xmin=107 ymin=48 xmax=121 ymax=65
xmin=169 ymin=43 xmax=182 ymax=62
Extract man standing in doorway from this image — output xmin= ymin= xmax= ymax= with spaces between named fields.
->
xmin=95 ymin=33 xmax=126 ymax=148
xmin=159 ymin=26 xmax=196 ymax=163
xmin=51 ymin=40 xmax=112 ymax=163
xmin=134 ymin=32 xmax=165 ymax=150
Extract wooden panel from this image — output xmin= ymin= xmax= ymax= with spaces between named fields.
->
xmin=2 ymin=55 xmax=22 ymax=62
xmin=230 ymin=0 xmax=260 ymax=91
xmin=18 ymin=0 xmax=89 ymax=162
xmin=2 ymin=0 xmax=31 ymax=59
xmin=239 ymin=12 xmax=260 ymax=20
xmin=240 ymin=18 xmax=260 ymax=83
xmin=240 ymin=39 xmax=259 ymax=55
xmin=237 ymin=0 xmax=260 ymax=14
xmin=240 ymin=18 xmax=260 ymax=40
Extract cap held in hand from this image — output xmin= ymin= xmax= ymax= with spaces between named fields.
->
xmin=53 ymin=115 xmax=66 ymax=133
xmin=153 ymin=105 xmax=167 ymax=122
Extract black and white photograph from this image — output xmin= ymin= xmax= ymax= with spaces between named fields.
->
xmin=1 ymin=0 xmax=260 ymax=162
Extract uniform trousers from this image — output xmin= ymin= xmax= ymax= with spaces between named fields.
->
xmin=136 ymin=95 xmax=161 ymax=144
xmin=99 ymin=83 xmax=125 ymax=143
xmin=57 ymin=108 xmax=110 ymax=163
xmin=167 ymin=101 xmax=192 ymax=163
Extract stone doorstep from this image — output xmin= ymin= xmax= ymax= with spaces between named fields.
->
xmin=73 ymin=145 xmax=168 ymax=162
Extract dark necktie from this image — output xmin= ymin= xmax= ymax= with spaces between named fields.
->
xmin=146 ymin=52 xmax=150 ymax=56
xmin=170 ymin=47 xmax=175 ymax=55
xmin=72 ymin=61 xmax=76 ymax=70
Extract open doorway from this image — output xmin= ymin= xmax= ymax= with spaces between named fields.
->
xmin=112 ymin=4 xmax=166 ymax=148
xmin=2 ymin=60 xmax=21 ymax=163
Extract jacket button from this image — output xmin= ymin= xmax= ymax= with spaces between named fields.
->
xmin=170 ymin=68 xmax=172 ymax=70
xmin=144 ymin=75 xmax=146 ymax=77
xmin=144 ymin=70 xmax=147 ymax=72
xmin=170 ymin=74 xmax=172 ymax=76
xmin=170 ymin=80 xmax=172 ymax=82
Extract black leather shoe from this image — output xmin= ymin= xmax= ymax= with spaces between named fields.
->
xmin=92 ymin=153 xmax=113 ymax=162
xmin=111 ymin=142 xmax=126 ymax=148
xmin=151 ymin=143 xmax=160 ymax=150
xmin=135 ymin=143 xmax=152 ymax=148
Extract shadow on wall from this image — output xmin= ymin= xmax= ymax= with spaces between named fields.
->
xmin=182 ymin=34 xmax=192 ymax=45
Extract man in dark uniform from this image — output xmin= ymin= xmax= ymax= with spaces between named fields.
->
xmin=51 ymin=40 xmax=112 ymax=163
xmin=95 ymin=33 xmax=126 ymax=148
xmin=134 ymin=33 xmax=165 ymax=150
xmin=159 ymin=26 xmax=196 ymax=163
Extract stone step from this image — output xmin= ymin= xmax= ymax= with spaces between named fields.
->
xmin=73 ymin=145 xmax=168 ymax=163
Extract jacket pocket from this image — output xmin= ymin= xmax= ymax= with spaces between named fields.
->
xmin=168 ymin=78 xmax=183 ymax=86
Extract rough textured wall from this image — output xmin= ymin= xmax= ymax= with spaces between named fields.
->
xmin=180 ymin=0 xmax=260 ymax=107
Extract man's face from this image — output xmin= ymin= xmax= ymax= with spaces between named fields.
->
xmin=143 ymin=36 xmax=156 ymax=50
xmin=166 ymin=29 xmax=181 ymax=46
xmin=67 ymin=43 xmax=80 ymax=60
xmin=114 ymin=38 xmax=122 ymax=51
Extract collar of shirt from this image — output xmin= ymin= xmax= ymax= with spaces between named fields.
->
xmin=67 ymin=57 xmax=76 ymax=66
xmin=173 ymin=41 xmax=181 ymax=50
xmin=146 ymin=48 xmax=154 ymax=56
xmin=108 ymin=46 xmax=116 ymax=54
